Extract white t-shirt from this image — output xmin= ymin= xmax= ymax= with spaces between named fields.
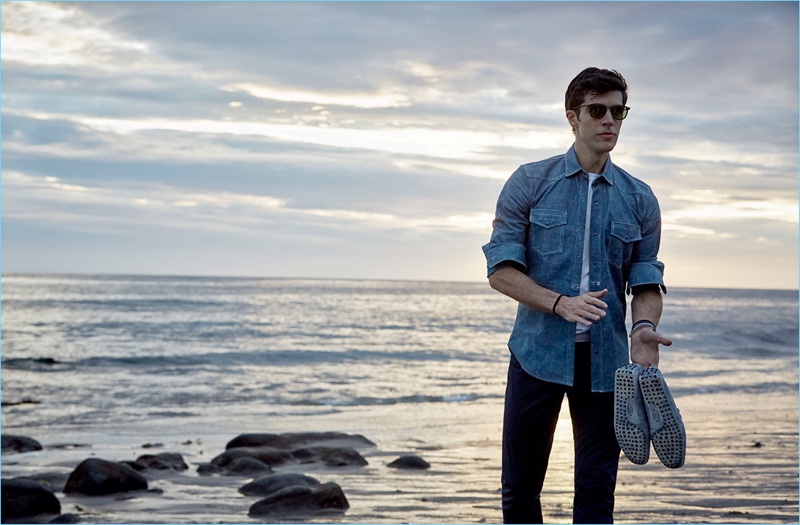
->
xmin=576 ymin=173 xmax=601 ymax=342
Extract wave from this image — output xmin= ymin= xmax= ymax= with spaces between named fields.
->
xmin=672 ymin=381 xmax=798 ymax=397
xmin=1 ymin=299 xmax=237 ymax=322
xmin=1 ymin=348 xmax=495 ymax=372
xmin=288 ymin=392 xmax=500 ymax=407
xmin=146 ymin=410 xmax=199 ymax=418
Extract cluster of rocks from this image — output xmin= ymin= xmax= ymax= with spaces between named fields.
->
xmin=1 ymin=432 xmax=431 ymax=523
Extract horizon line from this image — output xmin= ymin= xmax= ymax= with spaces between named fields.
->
xmin=2 ymin=271 xmax=797 ymax=294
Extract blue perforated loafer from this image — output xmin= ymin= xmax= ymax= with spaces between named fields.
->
xmin=614 ymin=363 xmax=650 ymax=465
xmin=639 ymin=367 xmax=686 ymax=469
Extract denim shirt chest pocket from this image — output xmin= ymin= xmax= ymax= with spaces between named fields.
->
xmin=607 ymin=221 xmax=641 ymax=268
xmin=530 ymin=209 xmax=568 ymax=256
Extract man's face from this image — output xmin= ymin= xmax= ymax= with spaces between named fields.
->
xmin=567 ymin=90 xmax=625 ymax=157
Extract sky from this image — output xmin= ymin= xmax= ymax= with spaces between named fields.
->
xmin=2 ymin=1 xmax=798 ymax=289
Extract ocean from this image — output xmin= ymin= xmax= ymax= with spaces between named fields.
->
xmin=2 ymin=274 xmax=798 ymax=523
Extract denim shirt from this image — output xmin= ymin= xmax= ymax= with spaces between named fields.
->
xmin=482 ymin=146 xmax=665 ymax=392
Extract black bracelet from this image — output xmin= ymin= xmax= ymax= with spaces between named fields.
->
xmin=552 ymin=294 xmax=565 ymax=315
xmin=629 ymin=319 xmax=656 ymax=337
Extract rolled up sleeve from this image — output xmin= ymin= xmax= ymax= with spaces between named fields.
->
xmin=628 ymin=261 xmax=666 ymax=293
xmin=482 ymin=167 xmax=530 ymax=277
xmin=483 ymin=242 xmax=527 ymax=276
xmin=626 ymin=196 xmax=667 ymax=294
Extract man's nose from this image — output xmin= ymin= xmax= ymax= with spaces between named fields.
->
xmin=600 ymin=108 xmax=616 ymax=123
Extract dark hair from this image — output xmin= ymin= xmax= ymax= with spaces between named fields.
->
xmin=565 ymin=67 xmax=628 ymax=114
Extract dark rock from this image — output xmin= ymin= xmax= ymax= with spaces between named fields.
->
xmin=13 ymin=472 xmax=70 ymax=493
xmin=2 ymin=435 xmax=43 ymax=454
xmin=227 ymin=432 xmax=375 ymax=450
xmin=210 ymin=447 xmax=294 ymax=469
xmin=196 ymin=463 xmax=223 ymax=476
xmin=291 ymin=446 xmax=368 ymax=467
xmin=119 ymin=460 xmax=146 ymax=472
xmin=224 ymin=457 xmax=274 ymax=476
xmin=1 ymin=478 xmax=61 ymax=522
xmin=248 ymin=482 xmax=349 ymax=517
xmin=239 ymin=473 xmax=320 ymax=497
xmin=47 ymin=443 xmax=90 ymax=451
xmin=134 ymin=452 xmax=189 ymax=471
xmin=64 ymin=458 xmax=148 ymax=496
xmin=211 ymin=438 xmax=369 ymax=475
xmin=387 ymin=455 xmax=431 ymax=470
xmin=290 ymin=447 xmax=317 ymax=461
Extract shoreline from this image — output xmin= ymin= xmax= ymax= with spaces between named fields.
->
xmin=3 ymin=390 xmax=798 ymax=524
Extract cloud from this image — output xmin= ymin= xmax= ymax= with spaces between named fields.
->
xmin=220 ymin=83 xmax=412 ymax=109
xmin=4 ymin=170 xmax=493 ymax=238
xmin=662 ymin=189 xmax=797 ymax=240
xmin=2 ymin=1 xmax=797 ymax=287
xmin=669 ymin=190 xmax=797 ymax=223
xmin=5 ymin=107 xmax=567 ymax=168
xmin=2 ymin=2 xmax=152 ymax=71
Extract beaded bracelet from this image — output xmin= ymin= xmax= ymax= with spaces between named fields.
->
xmin=552 ymin=294 xmax=565 ymax=315
xmin=629 ymin=319 xmax=656 ymax=337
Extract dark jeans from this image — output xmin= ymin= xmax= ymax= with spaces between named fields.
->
xmin=501 ymin=342 xmax=620 ymax=524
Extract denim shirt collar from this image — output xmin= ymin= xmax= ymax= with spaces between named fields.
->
xmin=564 ymin=145 xmax=616 ymax=186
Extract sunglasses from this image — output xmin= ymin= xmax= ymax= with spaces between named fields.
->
xmin=574 ymin=104 xmax=630 ymax=120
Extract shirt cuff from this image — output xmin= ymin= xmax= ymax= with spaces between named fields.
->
xmin=629 ymin=284 xmax=663 ymax=295
xmin=626 ymin=261 xmax=667 ymax=295
xmin=482 ymin=242 xmax=527 ymax=276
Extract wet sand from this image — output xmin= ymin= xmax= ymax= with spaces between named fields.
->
xmin=3 ymin=384 xmax=797 ymax=524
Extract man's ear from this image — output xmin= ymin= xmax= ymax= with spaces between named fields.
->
xmin=566 ymin=109 xmax=579 ymax=132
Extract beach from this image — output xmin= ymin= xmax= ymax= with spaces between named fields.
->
xmin=2 ymin=275 xmax=798 ymax=523
xmin=3 ymin=388 xmax=797 ymax=523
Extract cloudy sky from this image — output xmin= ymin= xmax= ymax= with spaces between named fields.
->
xmin=2 ymin=1 xmax=797 ymax=289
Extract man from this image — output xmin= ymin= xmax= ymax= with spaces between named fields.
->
xmin=482 ymin=67 xmax=672 ymax=523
